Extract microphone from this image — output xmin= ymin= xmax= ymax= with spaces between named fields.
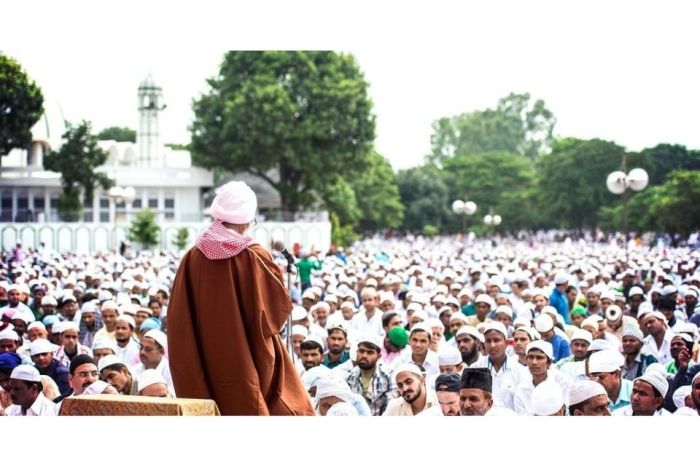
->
xmin=272 ymin=241 xmax=295 ymax=271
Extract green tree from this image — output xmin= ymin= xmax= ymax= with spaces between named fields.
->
xmin=330 ymin=212 xmax=359 ymax=248
xmin=96 ymin=126 xmax=136 ymax=142
xmin=44 ymin=121 xmax=113 ymax=221
xmin=0 ymin=54 xmax=44 ymax=163
xmin=536 ymin=138 xmax=644 ymax=231
xmin=443 ymin=151 xmax=539 ymax=231
xmin=396 ymin=165 xmax=451 ymax=232
xmin=128 ymin=209 xmax=161 ymax=250
xmin=653 ymin=170 xmax=700 ymax=236
xmin=190 ymin=51 xmax=376 ymax=213
xmin=428 ymin=92 xmax=555 ymax=165
xmin=350 ymin=151 xmax=404 ymax=232
xmin=638 ymin=144 xmax=700 ymax=186
xmin=319 ymin=177 xmax=361 ymax=227
xmin=172 ymin=227 xmax=190 ymax=250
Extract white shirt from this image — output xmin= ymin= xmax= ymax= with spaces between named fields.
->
xmin=389 ymin=347 xmax=440 ymax=377
xmin=115 ymin=338 xmax=141 ymax=366
xmin=472 ymin=355 xmax=529 ymax=410
xmin=54 ymin=344 xmax=93 ymax=367
xmin=350 ymin=308 xmax=384 ymax=337
xmin=642 ymin=330 xmax=674 ymax=365
xmin=512 ymin=369 xmax=571 ymax=415
xmin=613 ymin=405 xmax=672 ymax=416
xmin=382 ymin=389 xmax=439 ymax=416
xmin=6 ymin=393 xmax=57 ymax=416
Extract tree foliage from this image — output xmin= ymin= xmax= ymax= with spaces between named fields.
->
xmin=128 ymin=209 xmax=161 ymax=250
xmin=653 ymin=170 xmax=700 ymax=236
xmin=43 ymin=121 xmax=114 ymax=221
xmin=172 ymin=227 xmax=190 ymax=250
xmin=0 ymin=54 xmax=44 ymax=162
xmin=428 ymin=92 xmax=555 ymax=165
xmin=396 ymin=165 xmax=451 ymax=233
xmin=638 ymin=144 xmax=700 ymax=186
xmin=97 ymin=126 xmax=136 ymax=142
xmin=190 ymin=51 xmax=376 ymax=213
xmin=350 ymin=151 xmax=404 ymax=232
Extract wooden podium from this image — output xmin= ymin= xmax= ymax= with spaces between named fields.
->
xmin=59 ymin=394 xmax=220 ymax=416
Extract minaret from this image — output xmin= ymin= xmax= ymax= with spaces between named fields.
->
xmin=137 ymin=74 xmax=165 ymax=167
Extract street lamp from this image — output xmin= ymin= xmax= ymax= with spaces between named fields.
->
xmin=107 ymin=186 xmax=136 ymax=248
xmin=452 ymin=199 xmax=477 ymax=233
xmin=484 ymin=208 xmax=502 ymax=237
xmin=606 ymin=161 xmax=648 ymax=262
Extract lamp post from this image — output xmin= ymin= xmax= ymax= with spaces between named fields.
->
xmin=106 ymin=186 xmax=136 ymax=249
xmin=606 ymin=156 xmax=648 ymax=263
xmin=452 ymin=199 xmax=477 ymax=234
xmin=483 ymin=207 xmax=502 ymax=236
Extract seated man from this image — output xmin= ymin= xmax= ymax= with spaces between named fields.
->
xmin=5 ymin=365 xmax=57 ymax=416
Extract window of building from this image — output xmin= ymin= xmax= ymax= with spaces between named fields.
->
xmin=0 ymin=190 xmax=12 ymax=222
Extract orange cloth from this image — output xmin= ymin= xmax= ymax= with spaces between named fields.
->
xmin=59 ymin=394 xmax=219 ymax=416
xmin=168 ymin=244 xmax=315 ymax=416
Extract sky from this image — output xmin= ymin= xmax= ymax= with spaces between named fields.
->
xmin=2 ymin=0 xmax=700 ymax=170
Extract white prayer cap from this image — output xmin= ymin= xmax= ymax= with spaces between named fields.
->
xmin=29 ymin=338 xmax=54 ymax=356
xmin=588 ymin=349 xmax=624 ymax=374
xmin=97 ymin=290 xmax=113 ymax=302
xmin=411 ymin=310 xmax=429 ymax=322
xmin=116 ymin=314 xmax=136 ymax=328
xmin=323 ymin=294 xmax=338 ymax=304
xmin=672 ymin=385 xmax=692 ymax=409
xmin=457 ymin=288 xmax=471 ymax=298
xmin=10 ymin=365 xmax=41 ymax=383
xmin=314 ymin=378 xmax=353 ymax=403
xmin=339 ymin=301 xmax=356 ymax=312
xmin=474 ymin=294 xmax=495 ymax=308
xmin=605 ymin=305 xmax=623 ymax=322
xmin=621 ymin=325 xmax=644 ymax=342
xmin=81 ymin=301 xmax=98 ymax=314
xmin=647 ymin=311 xmax=667 ymax=324
xmin=635 ymin=371 xmax=669 ymax=398
xmin=406 ymin=302 xmax=423 ymax=314
xmin=303 ymin=335 xmax=324 ymax=349
xmin=410 ymin=322 xmax=431 ymax=335
xmin=661 ymin=284 xmax=678 ymax=296
xmin=481 ymin=321 xmax=506 ymax=340
xmin=209 ymin=180 xmax=257 ymax=224
xmin=431 ymin=293 xmax=446 ymax=304
xmin=137 ymin=369 xmax=168 ymax=392
xmin=119 ymin=303 xmax=139 ymax=316
xmin=455 ymin=325 xmax=484 ymax=344
xmin=291 ymin=325 xmax=309 ymax=338
xmin=494 ymin=305 xmax=513 ymax=318
xmin=534 ymin=314 xmax=554 ymax=333
xmin=672 ymin=332 xmax=694 ymax=344
xmin=312 ymin=302 xmax=331 ymax=314
xmin=27 ymin=321 xmax=46 ymax=332
xmin=327 ymin=402 xmax=359 ymax=416
xmin=628 ymin=286 xmax=644 ymax=297
xmin=674 ymin=407 xmax=699 ymax=416
xmin=60 ymin=321 xmax=80 ymax=333
xmin=541 ymin=306 xmax=559 ymax=319
xmin=101 ymin=300 xmax=118 ymax=312
xmin=637 ymin=302 xmax=654 ymax=319
xmin=588 ymin=339 xmax=613 ymax=352
xmin=82 ymin=380 xmax=112 ymax=396
xmin=92 ymin=338 xmax=117 ymax=352
xmin=513 ymin=317 xmax=531 ymax=329
xmin=0 ymin=329 xmax=20 ymax=341
xmin=568 ymin=380 xmax=607 ymax=406
xmin=356 ymin=333 xmax=383 ymax=350
xmin=301 ymin=365 xmax=331 ymax=390
xmin=526 ymin=340 xmax=553 ymax=360
xmin=98 ymin=355 xmax=124 ymax=372
xmin=11 ymin=310 xmax=35 ymax=324
xmin=554 ymin=271 xmax=569 ymax=285
xmin=571 ymin=328 xmax=593 ymax=345
xmin=531 ymin=380 xmax=565 ymax=416
xmin=428 ymin=317 xmax=445 ymax=332
xmin=438 ymin=346 xmax=462 ymax=366
xmin=393 ymin=362 xmax=424 ymax=381
xmin=41 ymin=295 xmax=58 ymax=306
xmin=581 ymin=316 xmax=600 ymax=332
xmin=144 ymin=329 xmax=168 ymax=349
xmin=301 ymin=289 xmax=316 ymax=301
xmin=449 ymin=313 xmax=469 ymax=324
xmin=291 ymin=306 xmax=308 ymax=321
xmin=600 ymin=290 xmax=615 ymax=302
xmin=51 ymin=321 xmax=67 ymax=334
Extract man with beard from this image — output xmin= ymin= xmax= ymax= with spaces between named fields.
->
xmin=322 ymin=324 xmax=350 ymax=369
xmin=54 ymin=322 xmax=93 ymax=367
xmin=642 ymin=311 xmax=674 ymax=364
xmin=114 ymin=315 xmax=140 ymax=366
xmin=98 ymin=354 xmax=138 ymax=395
xmin=692 ymin=371 xmax=700 ymax=415
xmin=621 ymin=325 xmax=658 ymax=381
xmin=54 ymin=354 xmax=99 ymax=403
xmin=0 ymin=285 xmax=33 ymax=320
xmin=685 ymin=288 xmax=699 ymax=325
xmin=666 ymin=333 xmax=695 ymax=374
xmin=588 ymin=349 xmax=633 ymax=411
xmin=627 ymin=287 xmax=646 ymax=319
xmin=556 ymin=328 xmax=592 ymax=380
xmin=614 ymin=371 xmax=671 ymax=416
xmin=300 ymin=336 xmax=324 ymax=374
xmin=57 ymin=293 xmax=80 ymax=324
xmin=466 ymin=294 xmax=494 ymax=327
xmin=4 ymin=365 xmax=57 ymax=416
xmin=383 ymin=362 xmax=438 ymax=416
xmin=129 ymin=329 xmax=173 ymax=392
xmin=78 ymin=302 xmax=101 ymax=349
xmin=30 ymin=338 xmax=70 ymax=396
xmin=346 ymin=333 xmax=396 ymax=416
xmin=435 ymin=372 xmax=461 ymax=416
xmin=454 ymin=326 xmax=485 ymax=367
xmin=459 ymin=367 xmax=493 ymax=416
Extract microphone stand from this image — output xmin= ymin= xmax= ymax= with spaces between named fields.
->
xmin=284 ymin=258 xmax=295 ymax=356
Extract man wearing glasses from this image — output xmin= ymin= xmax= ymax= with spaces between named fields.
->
xmin=54 ymin=354 xmax=99 ymax=406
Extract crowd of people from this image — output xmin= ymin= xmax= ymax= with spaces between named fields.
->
xmin=1 ymin=231 xmax=700 ymax=416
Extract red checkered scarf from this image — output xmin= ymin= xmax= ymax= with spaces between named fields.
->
xmin=195 ymin=219 xmax=257 ymax=260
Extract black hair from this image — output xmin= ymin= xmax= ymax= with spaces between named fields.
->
xmin=357 ymin=341 xmax=381 ymax=353
xmin=382 ymin=311 xmax=399 ymax=328
xmin=300 ymin=340 xmax=323 ymax=353
xmin=657 ymin=297 xmax=676 ymax=312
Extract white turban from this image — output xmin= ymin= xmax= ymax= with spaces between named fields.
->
xmin=588 ymin=349 xmax=624 ymax=374
xmin=672 ymin=385 xmax=691 ymax=409
xmin=326 ymin=402 xmax=359 ymax=416
xmin=314 ymin=378 xmax=354 ymax=403
xmin=137 ymin=369 xmax=168 ymax=392
xmin=209 ymin=181 xmax=257 ymax=224
xmin=635 ymin=370 xmax=669 ymax=398
xmin=438 ymin=346 xmax=462 ymax=366
xmin=568 ymin=380 xmax=607 ymax=406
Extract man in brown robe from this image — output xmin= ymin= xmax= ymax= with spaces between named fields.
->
xmin=167 ymin=181 xmax=315 ymax=415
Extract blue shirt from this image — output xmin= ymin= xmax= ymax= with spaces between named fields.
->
xmin=549 ymin=288 xmax=571 ymax=324
xmin=546 ymin=334 xmax=571 ymax=363
xmin=610 ymin=378 xmax=633 ymax=411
